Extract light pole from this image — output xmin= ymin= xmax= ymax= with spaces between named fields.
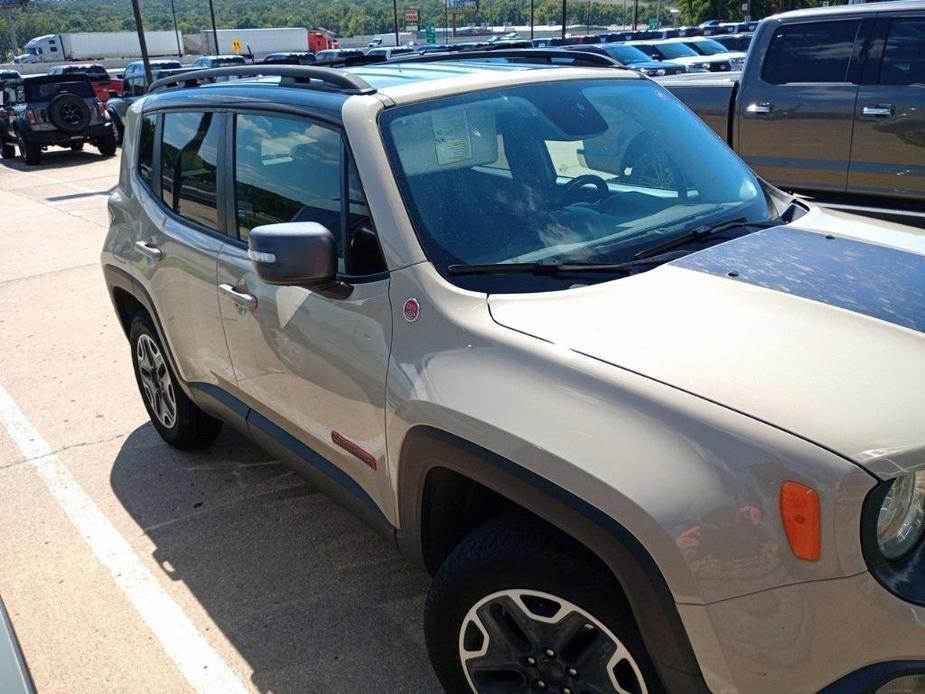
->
xmin=393 ymin=0 xmax=400 ymax=46
xmin=560 ymin=0 xmax=566 ymax=39
xmin=530 ymin=0 xmax=534 ymax=39
xmin=207 ymin=0 xmax=219 ymax=54
xmin=129 ymin=0 xmax=153 ymax=86
xmin=586 ymin=0 xmax=591 ymax=33
xmin=168 ymin=0 xmax=181 ymax=56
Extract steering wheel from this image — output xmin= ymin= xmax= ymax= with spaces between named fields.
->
xmin=556 ymin=174 xmax=610 ymax=205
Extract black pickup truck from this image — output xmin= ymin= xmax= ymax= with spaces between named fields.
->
xmin=662 ymin=0 xmax=925 ymax=210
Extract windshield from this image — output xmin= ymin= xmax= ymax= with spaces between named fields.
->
xmin=25 ymin=80 xmax=94 ymax=101
xmin=601 ymin=44 xmax=652 ymax=64
xmin=651 ymin=42 xmax=699 ymax=59
xmin=688 ymin=39 xmax=728 ymax=55
xmin=381 ymin=79 xmax=772 ymax=292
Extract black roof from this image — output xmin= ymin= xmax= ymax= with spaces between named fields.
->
xmin=22 ymin=73 xmax=92 ymax=85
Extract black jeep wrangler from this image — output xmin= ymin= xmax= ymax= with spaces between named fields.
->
xmin=0 ymin=74 xmax=116 ymax=165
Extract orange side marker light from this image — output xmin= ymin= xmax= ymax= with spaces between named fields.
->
xmin=780 ymin=481 xmax=821 ymax=561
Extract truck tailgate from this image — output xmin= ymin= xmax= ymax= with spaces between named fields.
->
xmin=659 ymin=77 xmax=738 ymax=143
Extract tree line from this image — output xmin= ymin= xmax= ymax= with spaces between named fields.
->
xmin=1 ymin=0 xmax=830 ymax=60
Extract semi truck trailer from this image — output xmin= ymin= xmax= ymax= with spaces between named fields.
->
xmin=20 ymin=31 xmax=183 ymax=63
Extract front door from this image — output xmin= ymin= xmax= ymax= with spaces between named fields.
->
xmin=848 ymin=14 xmax=925 ymax=202
xmin=216 ymin=111 xmax=394 ymax=518
xmin=736 ymin=18 xmax=864 ymax=193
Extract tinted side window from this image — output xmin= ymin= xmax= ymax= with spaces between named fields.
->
xmin=138 ymin=113 xmax=156 ymax=186
xmin=234 ymin=114 xmax=343 ymax=260
xmin=161 ymin=112 xmax=221 ymax=231
xmin=763 ymin=20 xmax=861 ymax=84
xmin=880 ymin=18 xmax=925 ymax=86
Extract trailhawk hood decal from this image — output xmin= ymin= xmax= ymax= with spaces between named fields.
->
xmin=489 ymin=221 xmax=925 ymax=478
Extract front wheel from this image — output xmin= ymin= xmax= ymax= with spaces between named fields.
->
xmin=425 ymin=520 xmax=659 ymax=694
xmin=97 ymin=133 xmax=117 ymax=157
xmin=18 ymin=137 xmax=41 ymax=165
xmin=129 ymin=313 xmax=223 ymax=449
xmin=0 ymin=142 xmax=15 ymax=159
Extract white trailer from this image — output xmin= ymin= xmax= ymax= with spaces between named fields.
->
xmin=201 ymin=28 xmax=310 ymax=57
xmin=22 ymin=31 xmax=183 ymax=62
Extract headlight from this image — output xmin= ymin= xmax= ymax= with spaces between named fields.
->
xmin=877 ymin=471 xmax=925 ymax=560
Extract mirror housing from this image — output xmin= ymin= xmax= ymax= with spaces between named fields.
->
xmin=107 ymin=90 xmax=119 ymax=99
xmin=248 ymin=222 xmax=350 ymax=296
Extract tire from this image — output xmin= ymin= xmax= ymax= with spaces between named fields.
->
xmin=0 ymin=142 xmax=14 ymax=159
xmin=47 ymin=93 xmax=91 ymax=134
xmin=425 ymin=519 xmax=661 ymax=694
xmin=97 ymin=133 xmax=117 ymax=157
xmin=129 ymin=313 xmax=223 ymax=449
xmin=18 ymin=137 xmax=41 ymax=166
xmin=111 ymin=116 xmax=124 ymax=146
xmin=69 ymin=142 xmax=84 ymax=152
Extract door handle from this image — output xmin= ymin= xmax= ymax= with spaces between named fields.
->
xmin=219 ymin=283 xmax=257 ymax=310
xmin=746 ymin=102 xmax=772 ymax=115
xmin=862 ymin=104 xmax=893 ymax=118
xmin=135 ymin=240 xmax=163 ymax=261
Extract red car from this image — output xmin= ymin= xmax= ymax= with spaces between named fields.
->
xmin=46 ymin=64 xmax=122 ymax=102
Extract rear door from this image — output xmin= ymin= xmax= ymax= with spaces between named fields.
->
xmin=736 ymin=18 xmax=867 ymax=193
xmin=131 ymin=109 xmax=236 ymax=389
xmin=848 ymin=13 xmax=925 ymax=201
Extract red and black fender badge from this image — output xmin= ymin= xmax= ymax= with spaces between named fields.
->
xmin=331 ymin=431 xmax=378 ymax=470
xmin=403 ymin=298 xmax=420 ymax=323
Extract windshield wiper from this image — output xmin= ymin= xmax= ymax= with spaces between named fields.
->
xmin=634 ymin=217 xmax=783 ymax=260
xmin=447 ymin=249 xmax=690 ymax=276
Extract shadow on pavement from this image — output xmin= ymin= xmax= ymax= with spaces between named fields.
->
xmin=110 ymin=423 xmax=440 ymax=694
xmin=0 ymin=149 xmax=114 ymax=171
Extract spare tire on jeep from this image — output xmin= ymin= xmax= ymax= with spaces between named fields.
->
xmin=48 ymin=93 xmax=91 ymax=134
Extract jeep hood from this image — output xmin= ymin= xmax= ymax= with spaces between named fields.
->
xmin=488 ymin=209 xmax=925 ymax=478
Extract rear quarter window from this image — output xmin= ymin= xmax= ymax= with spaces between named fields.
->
xmin=137 ymin=114 xmax=157 ymax=187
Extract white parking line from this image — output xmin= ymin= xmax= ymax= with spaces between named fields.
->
xmin=0 ymin=384 xmax=249 ymax=694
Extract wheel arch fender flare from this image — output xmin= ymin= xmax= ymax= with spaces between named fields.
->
xmin=395 ymin=425 xmax=710 ymax=693
xmin=102 ymin=263 xmax=194 ymax=402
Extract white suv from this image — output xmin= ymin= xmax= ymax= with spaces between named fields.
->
xmin=102 ymin=59 xmax=925 ymax=693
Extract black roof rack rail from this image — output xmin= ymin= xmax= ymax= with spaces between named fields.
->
xmin=148 ymin=64 xmax=376 ymax=95
xmin=390 ymin=48 xmax=624 ymax=69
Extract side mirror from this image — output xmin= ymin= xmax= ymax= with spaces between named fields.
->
xmin=248 ymin=222 xmax=351 ymax=297
xmin=108 ymin=90 xmax=119 ymax=99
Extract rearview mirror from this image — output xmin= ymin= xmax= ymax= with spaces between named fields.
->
xmin=248 ymin=222 xmax=351 ymax=297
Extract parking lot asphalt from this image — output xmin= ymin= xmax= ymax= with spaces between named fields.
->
xmin=0 ymin=149 xmax=441 ymax=693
